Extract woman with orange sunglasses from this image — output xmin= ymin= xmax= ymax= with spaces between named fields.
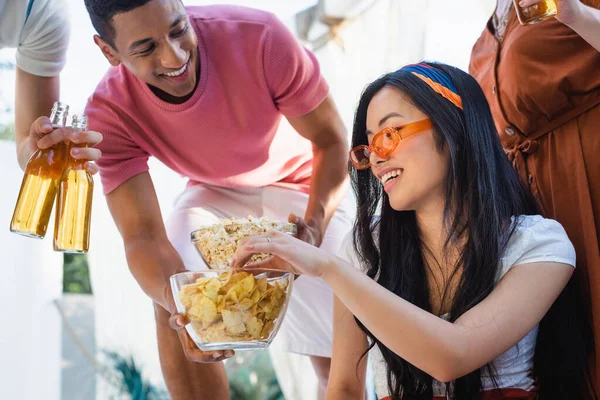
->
xmin=232 ymin=62 xmax=594 ymax=399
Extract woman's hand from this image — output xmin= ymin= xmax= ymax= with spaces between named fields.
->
xmin=231 ymin=229 xmax=339 ymax=278
xmin=519 ymin=0 xmax=600 ymax=52
xmin=518 ymin=0 xmax=583 ymax=26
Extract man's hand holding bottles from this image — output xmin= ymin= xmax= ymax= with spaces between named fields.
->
xmin=11 ymin=102 xmax=103 ymax=253
xmin=28 ymin=113 xmax=103 ymax=174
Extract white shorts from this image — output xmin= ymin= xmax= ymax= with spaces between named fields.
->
xmin=165 ymin=184 xmax=353 ymax=358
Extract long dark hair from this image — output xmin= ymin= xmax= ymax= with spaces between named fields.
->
xmin=349 ymin=62 xmax=595 ymax=399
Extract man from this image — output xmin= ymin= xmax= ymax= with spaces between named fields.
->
xmin=83 ymin=0 xmax=352 ymax=398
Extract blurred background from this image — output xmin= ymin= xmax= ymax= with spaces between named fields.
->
xmin=0 ymin=0 xmax=495 ymax=399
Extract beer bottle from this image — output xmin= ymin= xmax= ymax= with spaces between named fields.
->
xmin=10 ymin=102 xmax=69 ymax=238
xmin=54 ymin=114 xmax=94 ymax=253
xmin=514 ymin=0 xmax=557 ymax=25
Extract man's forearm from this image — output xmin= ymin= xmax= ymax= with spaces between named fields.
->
xmin=305 ymin=141 xmax=349 ymax=233
xmin=124 ymin=236 xmax=187 ymax=313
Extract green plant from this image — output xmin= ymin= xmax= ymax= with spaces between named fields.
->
xmin=104 ymin=351 xmax=169 ymax=400
xmin=63 ymin=253 xmax=93 ymax=294
xmin=226 ymin=351 xmax=284 ymax=400
xmin=99 ymin=349 xmax=282 ymax=400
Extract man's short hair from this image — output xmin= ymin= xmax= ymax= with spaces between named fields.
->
xmin=84 ymin=0 xmax=155 ymax=48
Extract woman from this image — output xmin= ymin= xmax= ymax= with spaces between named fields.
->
xmin=469 ymin=0 xmax=600 ymax=390
xmin=232 ymin=63 xmax=593 ymax=399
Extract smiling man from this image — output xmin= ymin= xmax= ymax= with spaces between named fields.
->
xmin=82 ymin=0 xmax=352 ymax=398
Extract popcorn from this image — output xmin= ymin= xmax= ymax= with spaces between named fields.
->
xmin=191 ymin=216 xmax=295 ymax=269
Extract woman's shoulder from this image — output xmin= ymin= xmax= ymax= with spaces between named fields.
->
xmin=499 ymin=215 xmax=576 ymax=278
xmin=510 ymin=215 xmax=569 ymax=242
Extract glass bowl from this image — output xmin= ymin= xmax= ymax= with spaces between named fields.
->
xmin=190 ymin=218 xmax=297 ymax=269
xmin=170 ymin=268 xmax=294 ymax=351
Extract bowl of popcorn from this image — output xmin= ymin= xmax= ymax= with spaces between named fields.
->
xmin=190 ymin=216 xmax=297 ymax=269
xmin=170 ymin=269 xmax=293 ymax=351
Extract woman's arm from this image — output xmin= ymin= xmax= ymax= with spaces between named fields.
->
xmin=563 ymin=1 xmax=600 ymax=50
xmin=233 ymin=230 xmax=573 ymax=382
xmin=326 ymin=296 xmax=369 ymax=400
xmin=323 ymin=260 xmax=572 ymax=382
xmin=519 ymin=0 xmax=600 ymax=51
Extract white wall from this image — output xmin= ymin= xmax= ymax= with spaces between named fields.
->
xmin=87 ymin=159 xmax=185 ymax=398
xmin=423 ymin=0 xmax=495 ymax=70
xmin=0 ymin=141 xmax=63 ymax=400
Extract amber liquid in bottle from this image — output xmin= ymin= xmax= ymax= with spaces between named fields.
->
xmin=54 ymin=115 xmax=94 ymax=253
xmin=514 ymin=0 xmax=557 ymax=25
xmin=10 ymin=102 xmax=69 ymax=238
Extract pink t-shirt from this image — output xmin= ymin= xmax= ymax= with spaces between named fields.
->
xmin=86 ymin=5 xmax=329 ymax=195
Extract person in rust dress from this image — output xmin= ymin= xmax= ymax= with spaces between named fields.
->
xmin=470 ymin=0 xmax=600 ymax=392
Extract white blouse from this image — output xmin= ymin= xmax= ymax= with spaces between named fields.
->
xmin=339 ymin=215 xmax=576 ymax=398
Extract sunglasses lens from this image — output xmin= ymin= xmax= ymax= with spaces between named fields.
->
xmin=373 ymin=130 xmax=399 ymax=155
xmin=350 ymin=147 xmax=371 ymax=169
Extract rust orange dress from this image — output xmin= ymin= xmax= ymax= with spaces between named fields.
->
xmin=470 ymin=0 xmax=600 ymax=389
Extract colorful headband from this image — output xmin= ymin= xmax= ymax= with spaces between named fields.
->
xmin=402 ymin=63 xmax=463 ymax=110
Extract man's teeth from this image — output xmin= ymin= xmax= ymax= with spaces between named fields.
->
xmin=163 ymin=64 xmax=187 ymax=77
xmin=381 ymin=169 xmax=402 ymax=184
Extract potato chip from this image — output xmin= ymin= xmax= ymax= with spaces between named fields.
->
xmin=238 ymin=275 xmax=255 ymax=296
xmin=179 ymin=292 xmax=192 ymax=310
xmin=221 ymin=271 xmax=247 ymax=292
xmin=225 ymin=287 xmax=239 ymax=304
xmin=178 ymin=271 xmax=288 ymax=343
xmin=200 ymin=297 xmax=218 ymax=328
xmin=261 ymin=320 xmax=275 ymax=339
xmin=256 ymin=277 xmax=268 ymax=292
xmin=246 ymin=316 xmax=264 ymax=339
xmin=250 ymin=289 xmax=262 ymax=303
xmin=238 ymin=298 xmax=255 ymax=311
xmin=203 ymin=279 xmax=222 ymax=302
xmin=222 ymin=309 xmax=246 ymax=335
xmin=195 ymin=277 xmax=213 ymax=286
xmin=181 ymin=285 xmax=199 ymax=295
xmin=187 ymin=304 xmax=203 ymax=321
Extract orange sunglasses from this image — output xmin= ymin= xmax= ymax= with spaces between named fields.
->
xmin=350 ymin=118 xmax=433 ymax=170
